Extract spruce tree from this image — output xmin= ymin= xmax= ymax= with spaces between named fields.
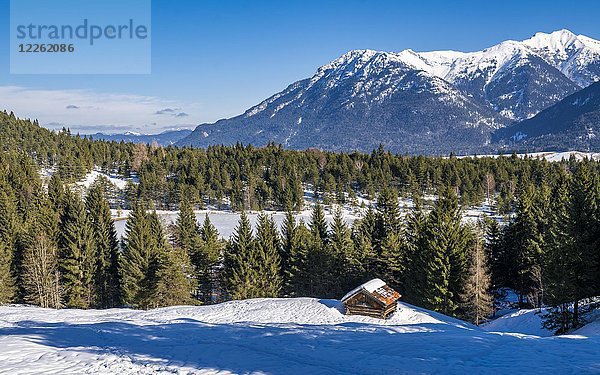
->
xmin=153 ymin=244 xmax=196 ymax=307
xmin=306 ymin=204 xmax=333 ymax=297
xmin=0 ymin=242 xmax=15 ymax=304
xmin=198 ymin=215 xmax=223 ymax=303
xmin=281 ymin=209 xmax=296 ymax=294
xmin=86 ymin=182 xmax=121 ymax=308
xmin=285 ymin=216 xmax=311 ymax=297
xmin=375 ymin=187 xmax=404 ymax=289
xmin=566 ymin=163 xmax=599 ymax=327
xmin=543 ymin=175 xmax=576 ymax=333
xmin=146 ymin=210 xmax=189 ymax=307
xmin=225 ymin=211 xmax=257 ymax=299
xmin=254 ymin=213 xmax=283 ymax=297
xmin=329 ymin=207 xmax=357 ymax=296
xmin=484 ymin=217 xmax=507 ymax=293
xmin=402 ymin=196 xmax=427 ymax=306
xmin=504 ymin=185 xmax=545 ymax=307
xmin=421 ymin=187 xmax=470 ymax=316
xmin=352 ymin=208 xmax=378 ymax=279
xmin=351 ymin=221 xmax=377 ymax=281
xmin=0 ymin=191 xmax=17 ymax=304
xmin=59 ymin=190 xmax=96 ymax=308
xmin=47 ymin=174 xmax=65 ymax=212
xmin=174 ymin=197 xmax=201 ymax=259
xmin=121 ymin=202 xmax=155 ymax=308
xmin=173 ymin=198 xmax=204 ymax=300
xmin=309 ymin=203 xmax=328 ymax=244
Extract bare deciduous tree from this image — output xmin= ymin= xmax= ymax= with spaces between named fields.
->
xmin=23 ymin=234 xmax=62 ymax=309
xmin=484 ymin=173 xmax=496 ymax=204
xmin=461 ymin=230 xmax=494 ymax=326
xmin=131 ymin=143 xmax=149 ymax=172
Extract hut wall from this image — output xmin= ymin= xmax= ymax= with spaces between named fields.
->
xmin=344 ymin=291 xmax=386 ymax=318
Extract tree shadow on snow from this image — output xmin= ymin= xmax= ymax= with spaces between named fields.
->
xmin=0 ymin=317 xmax=598 ymax=374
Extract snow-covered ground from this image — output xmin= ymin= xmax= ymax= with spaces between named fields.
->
xmin=77 ymin=169 xmax=131 ymax=190
xmin=111 ymin=200 xmax=500 ymax=239
xmin=0 ymin=299 xmax=599 ymax=374
xmin=483 ymin=297 xmax=600 ymax=338
xmin=457 ymin=151 xmax=600 ymax=162
xmin=483 ymin=308 xmax=551 ymax=337
xmin=112 ymin=207 xmax=363 ymax=239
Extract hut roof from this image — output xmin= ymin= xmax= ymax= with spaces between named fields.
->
xmin=341 ymin=278 xmax=400 ymax=306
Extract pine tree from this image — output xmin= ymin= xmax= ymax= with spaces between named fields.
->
xmin=59 ymin=190 xmax=96 ymax=308
xmin=376 ymin=187 xmax=402 ymax=235
xmin=461 ymin=225 xmax=493 ymax=326
xmin=86 ymin=182 xmax=121 ymax=308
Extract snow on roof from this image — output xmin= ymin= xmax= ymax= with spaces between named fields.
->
xmin=341 ymin=278 xmax=387 ymax=303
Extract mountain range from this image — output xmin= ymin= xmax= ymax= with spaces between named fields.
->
xmin=90 ymin=129 xmax=193 ymax=146
xmin=495 ymin=81 xmax=600 ymax=151
xmin=178 ymin=29 xmax=600 ymax=154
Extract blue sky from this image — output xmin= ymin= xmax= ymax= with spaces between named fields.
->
xmin=1 ymin=0 xmax=599 ymax=133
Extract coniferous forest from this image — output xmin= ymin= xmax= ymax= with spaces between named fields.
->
xmin=0 ymin=110 xmax=599 ymax=333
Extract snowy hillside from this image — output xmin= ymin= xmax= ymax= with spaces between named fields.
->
xmin=1 ymin=299 xmax=599 ymax=374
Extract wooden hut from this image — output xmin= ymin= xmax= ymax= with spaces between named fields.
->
xmin=341 ymin=279 xmax=401 ymax=319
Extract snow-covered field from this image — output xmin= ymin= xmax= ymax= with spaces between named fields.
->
xmin=457 ymin=151 xmax=600 ymax=162
xmin=112 ymin=208 xmax=362 ymax=239
xmin=1 ymin=299 xmax=599 ymax=374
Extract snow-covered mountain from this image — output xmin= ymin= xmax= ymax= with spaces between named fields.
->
xmin=90 ymin=129 xmax=193 ymax=146
xmin=410 ymin=30 xmax=599 ymax=120
xmin=522 ymin=30 xmax=600 ymax=87
xmin=495 ymin=81 xmax=600 ymax=150
xmin=179 ymin=29 xmax=600 ymax=154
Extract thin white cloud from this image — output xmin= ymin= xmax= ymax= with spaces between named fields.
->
xmin=0 ymin=86 xmax=202 ymax=134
